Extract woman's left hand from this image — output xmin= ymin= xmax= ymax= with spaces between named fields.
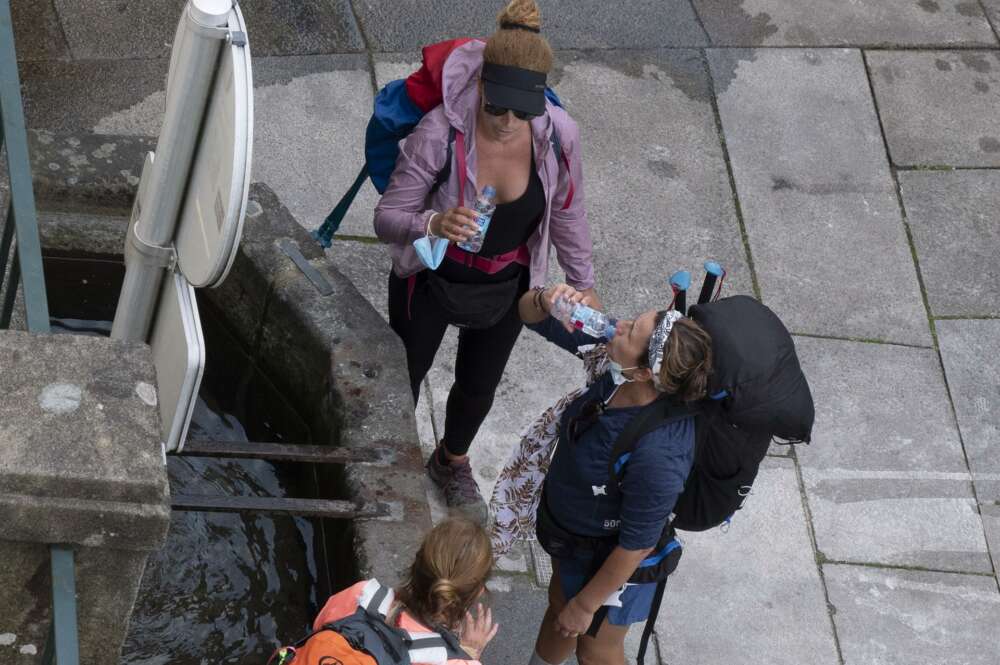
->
xmin=461 ymin=603 xmax=499 ymax=655
xmin=554 ymin=596 xmax=596 ymax=639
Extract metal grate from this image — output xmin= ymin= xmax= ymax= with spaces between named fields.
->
xmin=175 ymin=440 xmax=391 ymax=520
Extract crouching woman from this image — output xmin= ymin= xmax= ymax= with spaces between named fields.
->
xmin=272 ymin=518 xmax=498 ymax=665
xmin=519 ymin=284 xmax=713 ymax=665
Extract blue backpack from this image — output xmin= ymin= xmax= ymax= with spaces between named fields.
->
xmin=313 ymin=38 xmax=565 ymax=247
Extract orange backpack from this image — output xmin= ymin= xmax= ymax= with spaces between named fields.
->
xmin=271 ymin=630 xmax=376 ymax=665
xmin=269 ymin=581 xmax=469 ymax=665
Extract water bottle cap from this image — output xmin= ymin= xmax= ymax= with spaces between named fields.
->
xmin=482 ymin=185 xmax=497 ymax=198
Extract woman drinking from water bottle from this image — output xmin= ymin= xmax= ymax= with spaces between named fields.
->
xmin=514 ymin=283 xmax=712 ymax=665
xmin=373 ymin=0 xmax=598 ymax=523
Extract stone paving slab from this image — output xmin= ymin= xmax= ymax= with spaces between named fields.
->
xmin=898 ymin=171 xmax=1000 ymax=317
xmin=937 ymin=319 xmax=1000 ymax=502
xmin=546 ymin=49 xmax=752 ymax=317
xmin=692 ymin=0 xmax=997 ymax=46
xmin=986 ymin=0 xmax=1000 ymax=32
xmin=709 ymin=48 xmax=930 ymax=346
xmin=982 ymin=503 xmax=1000 ymax=579
xmin=655 ymin=458 xmax=838 ymax=665
xmin=423 ymin=325 xmax=585 ymax=498
xmin=868 ymin=50 xmax=1000 ymax=167
xmin=84 ymin=54 xmax=379 ymax=240
xmin=11 ymin=0 xmax=69 ymax=61
xmin=353 ymin=0 xmax=707 ymax=51
xmin=51 ymin=0 xmax=363 ymax=60
xmin=795 ymin=336 xmax=991 ymax=572
xmin=21 ymin=59 xmax=170 ymax=133
xmin=824 ymin=564 xmax=1000 ymax=665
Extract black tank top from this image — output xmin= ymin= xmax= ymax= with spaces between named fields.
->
xmin=436 ymin=150 xmax=545 ymax=284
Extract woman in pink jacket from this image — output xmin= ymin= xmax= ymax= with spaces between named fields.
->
xmin=374 ymin=0 xmax=598 ymax=521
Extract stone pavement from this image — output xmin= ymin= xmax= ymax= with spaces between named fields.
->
xmin=14 ymin=1 xmax=1000 ymax=663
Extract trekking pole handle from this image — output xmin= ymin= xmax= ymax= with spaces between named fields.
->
xmin=697 ymin=260 xmax=725 ymax=305
xmin=669 ymin=270 xmax=691 ymax=315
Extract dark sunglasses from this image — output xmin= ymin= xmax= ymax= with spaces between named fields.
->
xmin=566 ymin=398 xmax=604 ymax=443
xmin=483 ymin=102 xmax=539 ymax=120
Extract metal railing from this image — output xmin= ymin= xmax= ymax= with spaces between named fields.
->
xmin=0 ymin=0 xmax=48 ymax=332
xmin=0 ymin=2 xmax=79 ymax=664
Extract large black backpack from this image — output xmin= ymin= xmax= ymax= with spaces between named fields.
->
xmin=609 ymin=295 xmax=814 ymax=532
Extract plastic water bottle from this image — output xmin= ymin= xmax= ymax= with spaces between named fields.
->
xmin=552 ymin=297 xmax=617 ymax=340
xmin=458 ymin=185 xmax=497 ymax=253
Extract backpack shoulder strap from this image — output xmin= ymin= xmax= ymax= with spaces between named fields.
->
xmin=404 ymin=628 xmax=470 ymax=663
xmin=429 ymin=126 xmax=456 ymax=196
xmin=606 ymin=397 xmax=695 ymax=496
xmin=358 ymin=579 xmax=395 ymax=618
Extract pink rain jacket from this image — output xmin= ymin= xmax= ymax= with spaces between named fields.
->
xmin=373 ymin=40 xmax=595 ymax=290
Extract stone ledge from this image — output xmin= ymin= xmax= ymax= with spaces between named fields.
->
xmin=202 ymin=182 xmax=431 ymax=586
xmin=0 ymin=493 xmax=170 ymax=552
xmin=0 ymin=331 xmax=168 ymax=506
xmin=0 ymin=331 xmax=170 ymax=550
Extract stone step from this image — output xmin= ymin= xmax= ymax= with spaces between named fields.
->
xmin=36 ymin=209 xmax=129 ymax=257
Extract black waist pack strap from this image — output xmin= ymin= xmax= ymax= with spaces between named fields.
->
xmin=535 ymin=488 xmax=615 ymax=560
xmin=606 ymin=396 xmax=695 ymax=497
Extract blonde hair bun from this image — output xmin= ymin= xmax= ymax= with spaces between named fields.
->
xmin=485 ymin=0 xmax=553 ymax=74
xmin=497 ymin=0 xmax=542 ymax=31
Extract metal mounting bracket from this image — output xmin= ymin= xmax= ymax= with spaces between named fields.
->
xmin=127 ymin=221 xmax=176 ymax=271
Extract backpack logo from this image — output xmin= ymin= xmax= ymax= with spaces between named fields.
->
xmin=319 ymin=658 xmax=344 ymax=665
xmin=592 ymin=485 xmax=607 ymax=496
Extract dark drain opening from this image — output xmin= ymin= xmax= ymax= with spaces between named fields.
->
xmin=42 ymin=251 xmax=359 ymax=664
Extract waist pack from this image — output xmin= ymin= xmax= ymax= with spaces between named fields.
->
xmin=270 ymin=581 xmax=468 ymax=665
xmin=425 ymin=271 xmax=521 ymax=329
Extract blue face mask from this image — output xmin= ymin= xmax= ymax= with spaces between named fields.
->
xmin=608 ymin=359 xmax=639 ymax=386
xmin=412 ymin=236 xmax=449 ymax=270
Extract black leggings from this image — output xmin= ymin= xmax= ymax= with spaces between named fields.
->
xmin=388 ymin=271 xmax=527 ymax=457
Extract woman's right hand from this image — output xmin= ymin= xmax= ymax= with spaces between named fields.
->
xmin=460 ymin=603 xmax=499 ymax=657
xmin=541 ymin=283 xmax=584 ymax=314
xmin=430 ymin=207 xmax=479 ymax=243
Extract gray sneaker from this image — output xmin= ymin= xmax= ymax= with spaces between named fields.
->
xmin=426 ymin=448 xmax=488 ymax=525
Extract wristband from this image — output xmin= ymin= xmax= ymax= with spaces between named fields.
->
xmin=426 ymin=212 xmax=442 ymax=239
xmin=461 ymin=644 xmax=480 ymax=660
xmin=532 ymin=286 xmax=546 ymax=312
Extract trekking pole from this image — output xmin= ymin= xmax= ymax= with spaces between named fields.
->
xmin=637 ymin=578 xmax=668 ymax=665
xmin=669 ymin=270 xmax=690 ymax=315
xmin=312 ymin=164 xmax=369 ymax=248
xmin=697 ymin=260 xmax=726 ymax=305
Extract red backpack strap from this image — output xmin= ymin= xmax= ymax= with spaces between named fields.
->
xmin=558 ymin=148 xmax=575 ymax=211
xmin=405 ymin=38 xmax=476 ymax=112
xmin=549 ymin=127 xmax=574 ymax=211
xmin=454 ymin=129 xmax=467 ymax=207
